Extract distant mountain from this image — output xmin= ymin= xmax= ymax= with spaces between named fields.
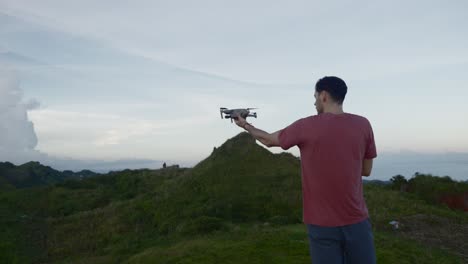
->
xmin=0 ymin=161 xmax=98 ymax=189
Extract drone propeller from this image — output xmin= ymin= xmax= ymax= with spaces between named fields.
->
xmin=220 ymin=107 xmax=228 ymax=119
xmin=246 ymin=108 xmax=257 ymax=110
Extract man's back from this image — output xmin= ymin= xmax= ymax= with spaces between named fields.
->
xmin=279 ymin=112 xmax=377 ymax=226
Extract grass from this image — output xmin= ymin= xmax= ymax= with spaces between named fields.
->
xmin=364 ymin=184 xmax=468 ymax=230
xmin=122 ymin=224 xmax=462 ymax=264
xmin=7 ymin=181 xmax=463 ymax=263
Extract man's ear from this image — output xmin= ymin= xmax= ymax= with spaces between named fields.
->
xmin=320 ymin=91 xmax=328 ymax=103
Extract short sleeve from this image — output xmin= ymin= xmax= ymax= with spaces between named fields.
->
xmin=364 ymin=122 xmax=377 ymax=159
xmin=278 ymin=118 xmax=305 ymax=150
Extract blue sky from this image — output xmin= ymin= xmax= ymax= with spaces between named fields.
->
xmin=0 ymin=0 xmax=467 ymax=179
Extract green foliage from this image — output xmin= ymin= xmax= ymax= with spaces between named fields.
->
xmin=151 ymin=133 xmax=302 ymax=235
xmin=0 ymin=241 xmax=21 ymax=264
xmin=0 ymin=161 xmax=99 ymax=189
xmin=364 ymin=183 xmax=467 ymax=232
xmin=268 ymin=215 xmax=297 ymax=226
xmin=0 ymin=133 xmax=466 ymax=263
xmin=124 ymin=225 xmax=462 ymax=264
xmin=176 ymin=216 xmax=226 ymax=235
xmin=390 ymin=174 xmax=408 ymax=190
xmin=374 ymin=232 xmax=462 ymax=264
xmin=124 ymin=225 xmax=310 ymax=264
xmin=406 ymin=174 xmax=468 ymax=204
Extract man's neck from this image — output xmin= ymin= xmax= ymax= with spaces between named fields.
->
xmin=324 ymin=105 xmax=344 ymax=114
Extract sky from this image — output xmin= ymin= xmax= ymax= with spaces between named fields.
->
xmin=0 ymin=0 xmax=467 ymax=179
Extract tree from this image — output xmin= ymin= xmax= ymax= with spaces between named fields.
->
xmin=390 ymin=175 xmax=408 ymax=191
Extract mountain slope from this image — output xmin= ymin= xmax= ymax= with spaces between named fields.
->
xmin=0 ymin=161 xmax=99 ymax=188
xmin=152 ymin=132 xmax=302 ymax=234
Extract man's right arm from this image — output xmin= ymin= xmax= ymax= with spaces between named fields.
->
xmin=244 ymin=124 xmax=281 ymax=148
xmin=363 ymin=119 xmax=377 ymax=177
xmin=362 ymin=159 xmax=373 ymax=177
xmin=235 ymin=114 xmax=305 ymax=150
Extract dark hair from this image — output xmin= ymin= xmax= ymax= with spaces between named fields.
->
xmin=315 ymin=76 xmax=347 ymax=104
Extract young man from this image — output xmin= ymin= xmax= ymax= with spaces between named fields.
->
xmin=234 ymin=76 xmax=377 ymax=264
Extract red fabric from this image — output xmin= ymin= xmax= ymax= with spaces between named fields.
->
xmin=279 ymin=113 xmax=377 ymax=226
xmin=439 ymin=193 xmax=468 ymax=211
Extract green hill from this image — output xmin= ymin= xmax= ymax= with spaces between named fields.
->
xmin=152 ymin=132 xmax=303 ymax=233
xmin=0 ymin=161 xmax=99 ymax=189
xmin=0 ymin=132 xmax=467 ymax=263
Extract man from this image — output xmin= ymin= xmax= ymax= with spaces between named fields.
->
xmin=234 ymin=76 xmax=377 ymax=264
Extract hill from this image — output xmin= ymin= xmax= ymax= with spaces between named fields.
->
xmin=0 ymin=161 xmax=99 ymax=189
xmin=151 ymin=132 xmax=303 ymax=232
xmin=0 ymin=132 xmax=467 ymax=263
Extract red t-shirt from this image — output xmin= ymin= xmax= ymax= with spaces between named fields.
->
xmin=278 ymin=113 xmax=377 ymax=227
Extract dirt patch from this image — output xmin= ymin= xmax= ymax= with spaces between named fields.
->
xmin=395 ymin=214 xmax=467 ymax=262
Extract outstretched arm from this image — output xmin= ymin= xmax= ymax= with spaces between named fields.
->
xmin=234 ymin=115 xmax=281 ymax=148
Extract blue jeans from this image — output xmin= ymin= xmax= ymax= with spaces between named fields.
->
xmin=306 ymin=218 xmax=376 ymax=264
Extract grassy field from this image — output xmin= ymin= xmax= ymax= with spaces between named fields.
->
xmin=3 ymin=182 xmax=461 ymax=264
xmin=48 ymin=224 xmax=463 ymax=264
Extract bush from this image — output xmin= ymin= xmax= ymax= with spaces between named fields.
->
xmin=0 ymin=241 xmax=21 ymax=264
xmin=403 ymin=174 xmax=468 ymax=210
xmin=268 ymin=215 xmax=296 ymax=226
xmin=390 ymin=175 xmax=408 ymax=191
xmin=176 ymin=216 xmax=225 ymax=235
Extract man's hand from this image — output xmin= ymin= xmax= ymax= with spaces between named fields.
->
xmin=233 ymin=114 xmax=249 ymax=129
xmin=232 ymin=113 xmax=281 ymax=148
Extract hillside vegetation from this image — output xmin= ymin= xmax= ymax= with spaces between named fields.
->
xmin=0 ymin=133 xmax=466 ymax=263
xmin=0 ymin=161 xmax=98 ymax=189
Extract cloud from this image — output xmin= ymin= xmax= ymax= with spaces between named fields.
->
xmin=0 ymin=71 xmax=44 ymax=163
xmin=4 ymin=0 xmax=467 ymax=83
xmin=27 ymin=97 xmax=225 ymax=161
xmin=0 ymin=74 xmax=169 ymax=171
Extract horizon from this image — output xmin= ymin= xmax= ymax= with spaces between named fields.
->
xmin=0 ymin=1 xmax=467 ymax=181
xmin=2 ymin=132 xmax=468 ymax=181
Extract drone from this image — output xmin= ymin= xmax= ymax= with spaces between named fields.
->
xmin=220 ymin=107 xmax=257 ymax=122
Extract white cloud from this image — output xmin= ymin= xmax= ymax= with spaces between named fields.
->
xmin=0 ymin=70 xmax=190 ymax=169
xmin=0 ymin=71 xmax=43 ymax=163
xmin=28 ymin=97 xmax=225 ymax=161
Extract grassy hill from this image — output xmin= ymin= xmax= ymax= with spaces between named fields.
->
xmin=0 ymin=161 xmax=99 ymax=189
xmin=0 ymin=132 xmax=467 ymax=263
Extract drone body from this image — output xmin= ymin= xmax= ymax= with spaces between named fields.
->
xmin=220 ymin=107 xmax=257 ymax=122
